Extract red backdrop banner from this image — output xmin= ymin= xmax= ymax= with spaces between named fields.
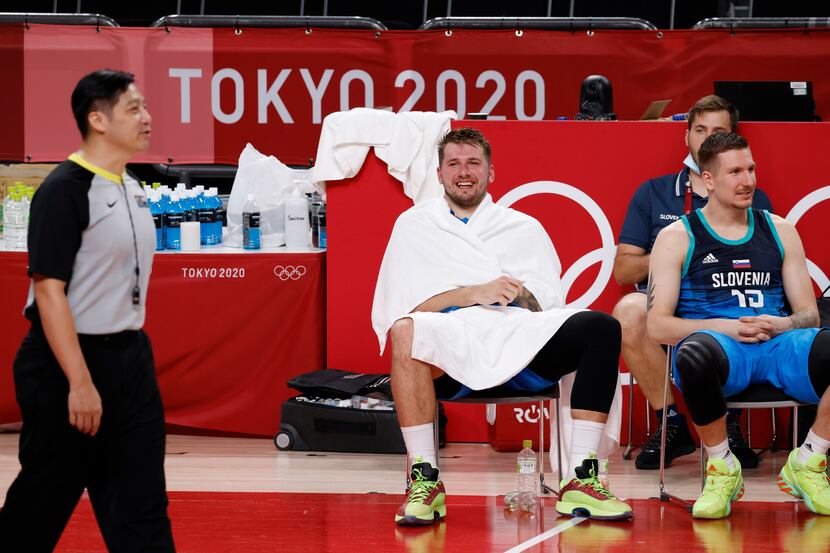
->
xmin=1 ymin=25 xmax=830 ymax=165
xmin=326 ymin=120 xmax=830 ymax=442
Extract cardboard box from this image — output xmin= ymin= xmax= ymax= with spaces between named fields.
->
xmin=0 ymin=164 xmax=57 ymax=199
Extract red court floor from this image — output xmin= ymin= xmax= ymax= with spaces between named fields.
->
xmin=53 ymin=493 xmax=827 ymax=553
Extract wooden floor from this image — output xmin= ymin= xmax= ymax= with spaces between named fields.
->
xmin=0 ymin=432 xmax=820 ymax=552
xmin=0 ymin=432 xmax=802 ymax=501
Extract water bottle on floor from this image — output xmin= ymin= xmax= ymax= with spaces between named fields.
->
xmin=504 ymin=440 xmax=538 ymax=512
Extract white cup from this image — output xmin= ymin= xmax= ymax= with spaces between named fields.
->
xmin=180 ymin=221 xmax=201 ymax=251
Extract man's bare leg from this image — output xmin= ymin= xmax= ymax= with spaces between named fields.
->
xmin=612 ymin=293 xmax=673 ymax=409
xmin=613 ymin=293 xmax=697 ymax=469
xmin=696 ymin=415 xmax=728 ymax=449
xmin=389 ymin=318 xmax=449 ymax=526
xmin=390 ymin=318 xmax=441 ymax=427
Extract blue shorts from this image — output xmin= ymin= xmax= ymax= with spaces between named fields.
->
xmin=672 ymin=328 xmax=823 ymax=404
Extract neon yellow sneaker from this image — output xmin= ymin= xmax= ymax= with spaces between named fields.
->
xmin=555 ymin=456 xmax=633 ymax=521
xmin=692 ymin=456 xmax=744 ymax=519
xmin=777 ymin=449 xmax=830 ymax=515
xmin=395 ymin=457 xmax=447 ymax=526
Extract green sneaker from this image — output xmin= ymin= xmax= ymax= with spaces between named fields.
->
xmin=777 ymin=449 xmax=830 ymax=515
xmin=555 ymin=456 xmax=633 ymax=521
xmin=692 ymin=456 xmax=744 ymax=519
xmin=395 ymin=457 xmax=447 ymax=526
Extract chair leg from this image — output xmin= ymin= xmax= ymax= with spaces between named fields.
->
xmin=792 ymin=406 xmax=799 ymax=451
xmin=539 ymin=400 xmax=555 ymax=495
xmin=658 ymin=348 xmax=693 ymax=509
xmin=541 ymin=397 xmax=563 ymax=496
xmin=623 ymin=378 xmax=636 ymax=460
xmin=771 ymin=407 xmax=778 ymax=452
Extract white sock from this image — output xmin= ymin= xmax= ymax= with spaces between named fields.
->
xmin=798 ymin=429 xmax=830 ymax=465
xmin=569 ymin=419 xmax=604 ymax=479
xmin=705 ymin=438 xmax=736 ymax=470
xmin=401 ymin=423 xmax=437 ymax=469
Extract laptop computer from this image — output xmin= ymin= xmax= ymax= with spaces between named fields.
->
xmin=714 ymin=81 xmax=817 ymax=122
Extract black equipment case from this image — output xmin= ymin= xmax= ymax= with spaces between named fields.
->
xmin=275 ymin=369 xmax=446 ymax=453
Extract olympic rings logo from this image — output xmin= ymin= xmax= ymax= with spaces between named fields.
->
xmin=497 ymin=181 xmax=616 ymax=309
xmin=786 ymin=185 xmax=830 ymax=293
xmin=273 ymin=265 xmax=307 ymax=281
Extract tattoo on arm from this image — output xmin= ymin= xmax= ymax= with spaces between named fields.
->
xmin=517 ymin=288 xmax=543 ymax=312
xmin=646 ymin=273 xmax=655 ymax=312
xmin=788 ymin=310 xmax=819 ymax=330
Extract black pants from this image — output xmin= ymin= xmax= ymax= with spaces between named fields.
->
xmin=434 ymin=311 xmax=621 ymax=413
xmin=0 ymin=326 xmax=175 ymax=553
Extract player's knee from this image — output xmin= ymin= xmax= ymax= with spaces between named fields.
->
xmin=675 ymin=333 xmax=727 ymax=386
xmin=612 ymin=294 xmax=647 ymax=338
xmin=389 ymin=318 xmax=414 ymax=349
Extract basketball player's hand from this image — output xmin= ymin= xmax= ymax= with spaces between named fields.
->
xmin=739 ymin=315 xmax=791 ymax=339
xmin=735 ymin=317 xmax=774 ymax=342
xmin=721 ymin=319 xmax=769 ymax=343
xmin=470 ymin=276 xmax=523 ymax=306
xmin=68 ymin=376 xmax=103 ymax=436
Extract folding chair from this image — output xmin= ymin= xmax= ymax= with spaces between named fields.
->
xmin=657 ymin=348 xmax=810 ymax=509
xmin=405 ymin=385 xmax=563 ymax=495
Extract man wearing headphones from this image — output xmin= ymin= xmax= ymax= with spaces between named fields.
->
xmin=0 ymin=70 xmax=175 ymax=552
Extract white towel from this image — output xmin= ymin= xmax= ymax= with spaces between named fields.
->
xmin=312 ymin=108 xmax=456 ymax=203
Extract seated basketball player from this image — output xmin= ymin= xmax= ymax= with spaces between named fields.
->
xmin=648 ymin=131 xmax=830 ymax=519
xmin=372 ymin=128 xmax=632 ymax=526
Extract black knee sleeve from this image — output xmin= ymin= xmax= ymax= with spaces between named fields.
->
xmin=675 ymin=333 xmax=730 ymax=426
xmin=562 ymin=311 xmax=621 ymax=414
xmin=808 ymin=329 xmax=830 ymax=398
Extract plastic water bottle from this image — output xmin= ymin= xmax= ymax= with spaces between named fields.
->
xmin=149 ymin=192 xmax=165 ymax=250
xmin=317 ymin=198 xmax=327 ymax=249
xmin=198 ymin=189 xmax=216 ymax=245
xmin=242 ymin=193 xmax=261 ymax=250
xmin=165 ymin=192 xmax=184 ymax=250
xmin=4 ymin=191 xmax=27 ymax=250
xmin=309 ymin=191 xmax=323 ymax=247
xmin=505 ymin=440 xmax=538 ymax=512
xmin=284 ymin=187 xmax=309 ymax=249
xmin=209 ymin=187 xmax=224 ymax=244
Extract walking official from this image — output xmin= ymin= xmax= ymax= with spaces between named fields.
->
xmin=0 ymin=69 xmax=175 ymax=552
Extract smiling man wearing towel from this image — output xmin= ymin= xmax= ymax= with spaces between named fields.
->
xmin=372 ymin=128 xmax=633 ymax=526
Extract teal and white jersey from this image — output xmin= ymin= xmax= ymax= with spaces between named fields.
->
xmin=676 ymin=208 xmax=787 ymax=320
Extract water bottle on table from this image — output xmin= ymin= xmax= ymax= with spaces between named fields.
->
xmin=242 ymin=193 xmax=261 ymax=250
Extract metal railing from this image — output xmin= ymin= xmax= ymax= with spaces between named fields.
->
xmin=151 ymin=14 xmax=387 ymax=31
xmin=420 ymin=17 xmax=657 ymax=31
xmin=0 ymin=12 xmax=118 ymax=27
xmin=693 ymin=17 xmax=830 ymax=30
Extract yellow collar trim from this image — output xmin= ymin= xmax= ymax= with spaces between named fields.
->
xmin=68 ymin=153 xmax=124 ymax=185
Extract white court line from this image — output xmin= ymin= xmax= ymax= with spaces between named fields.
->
xmin=503 ymin=516 xmax=587 ymax=553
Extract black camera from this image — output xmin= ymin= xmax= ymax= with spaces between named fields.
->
xmin=576 ymin=75 xmax=617 ymax=121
